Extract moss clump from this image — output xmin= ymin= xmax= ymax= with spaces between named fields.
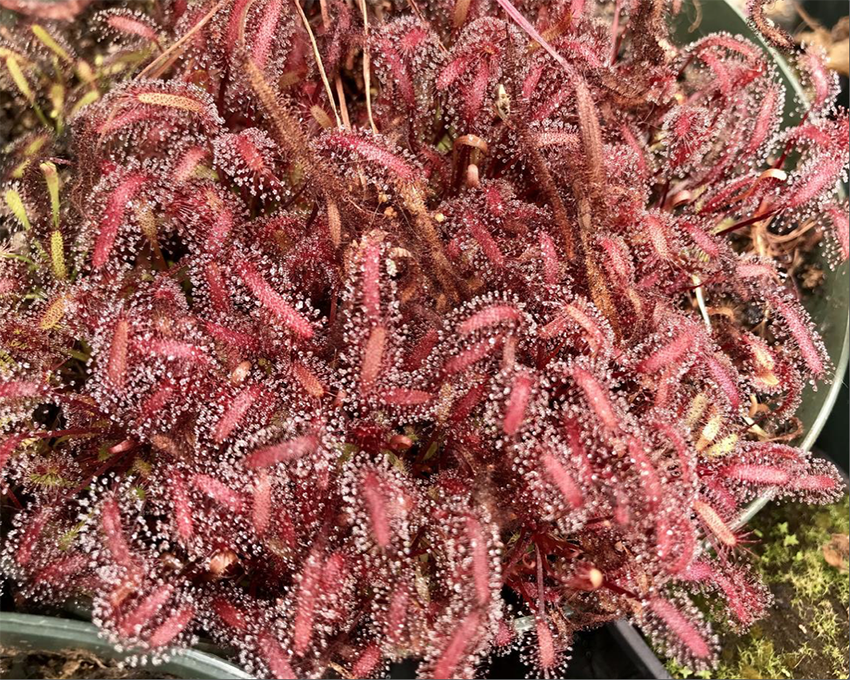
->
xmin=667 ymin=494 xmax=849 ymax=679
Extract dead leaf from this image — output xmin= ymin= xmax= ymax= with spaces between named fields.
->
xmin=828 ymin=38 xmax=849 ymax=77
xmin=800 ymin=264 xmax=824 ymax=290
xmin=822 ymin=533 xmax=849 ymax=572
xmin=59 ymin=659 xmax=81 ymax=679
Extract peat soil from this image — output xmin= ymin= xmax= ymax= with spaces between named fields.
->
xmin=0 ymin=648 xmax=177 ymax=679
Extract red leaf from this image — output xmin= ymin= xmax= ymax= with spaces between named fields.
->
xmin=92 ymin=174 xmax=148 ymax=270
xmin=237 ymin=259 xmax=314 ymax=338
xmin=244 ymin=434 xmax=319 ymax=469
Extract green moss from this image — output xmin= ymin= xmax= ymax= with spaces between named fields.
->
xmin=666 ymin=494 xmax=849 ymax=679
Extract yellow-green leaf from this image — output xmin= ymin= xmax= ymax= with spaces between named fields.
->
xmin=69 ymin=89 xmax=99 ymax=116
xmin=31 ymin=25 xmax=73 ymax=63
xmin=40 ymin=162 xmax=61 ymax=229
xmin=4 ymin=189 xmax=32 ymax=231
xmin=50 ymin=230 xmax=66 ymax=280
xmin=38 ymin=296 xmax=66 ymax=330
xmin=5 ymin=55 xmax=34 ymax=102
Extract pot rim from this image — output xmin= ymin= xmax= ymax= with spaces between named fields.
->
xmin=0 ymin=612 xmax=253 ymax=680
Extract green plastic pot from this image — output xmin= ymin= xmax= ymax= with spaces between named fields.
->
xmin=0 ymin=613 xmax=252 ymax=679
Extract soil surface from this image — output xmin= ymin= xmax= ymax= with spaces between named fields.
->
xmin=717 ymin=579 xmax=847 ymax=680
xmin=0 ymin=648 xmax=178 ymax=679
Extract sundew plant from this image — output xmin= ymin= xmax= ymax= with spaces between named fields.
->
xmin=0 ymin=0 xmax=848 ymax=677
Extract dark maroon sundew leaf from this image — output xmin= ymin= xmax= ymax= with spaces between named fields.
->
xmin=105 ymin=317 xmax=130 ymax=389
xmin=538 ymin=231 xmax=561 ymax=286
xmin=702 ymin=352 xmax=742 ymax=412
xmin=627 ymin=436 xmax=664 ymax=509
xmin=502 ymin=370 xmax=534 ymax=436
xmin=682 ymin=559 xmax=771 ymax=630
xmin=643 ymin=596 xmax=718 ymax=670
xmin=249 ymin=470 xmax=272 ymax=536
xmin=200 ymin=261 xmax=233 ymax=314
xmin=381 ymin=583 xmax=410 ymax=647
xmin=360 ymin=237 xmax=384 ymax=323
xmin=257 ymin=631 xmax=296 ymax=678
xmin=535 ymin=616 xmax=557 ymax=672
xmin=33 ymin=553 xmax=87 ymax=585
xmin=320 ymin=130 xmax=419 ymax=182
xmin=147 ymin=605 xmax=195 ymax=648
xmin=248 ymin=0 xmax=283 ymax=69
xmin=743 ymin=82 xmax=783 ymax=157
xmin=570 ymin=365 xmax=620 ymax=433
xmin=692 ymin=497 xmax=739 ymax=549
xmin=211 ymin=596 xmax=248 ymax=630
xmin=213 ymin=128 xmax=285 ymax=200
xmin=142 ymin=338 xmax=210 ymax=364
xmin=118 ymin=584 xmax=175 ymax=638
xmin=573 ymin=71 xmax=605 ymax=187
xmin=371 ymin=16 xmax=439 ymax=118
xmin=202 ymin=320 xmax=260 ymax=351
xmin=351 ymin=644 xmax=384 ymax=678
xmin=91 ymin=173 xmax=148 ymax=270
xmin=190 ymin=473 xmax=243 ymax=512
xmin=540 ymin=452 xmax=583 ymax=511
xmin=379 ymin=388 xmax=434 ymax=406
xmin=211 ymin=383 xmax=263 ymax=444
xmin=14 ymin=507 xmax=51 ymax=568
xmin=236 ymin=258 xmax=314 ymax=338
xmin=442 ymin=336 xmax=502 ymax=376
xmin=796 ymin=47 xmax=838 ymax=114
xmin=458 ymin=303 xmax=521 ymax=335
xmin=656 ymin=513 xmax=699 ymax=576
xmin=169 ymin=469 xmax=194 ymax=542
xmin=373 ymin=36 xmax=416 ymax=108
xmin=430 ymin=611 xmax=482 ymax=680
xmin=101 ymin=496 xmax=139 ymax=573
xmin=461 ymin=209 xmax=505 ymax=267
xmin=722 ymin=462 xmax=791 ymax=485
xmin=635 ymin=327 xmax=698 ymax=374
xmin=687 ymin=33 xmax=764 ymax=63
xmin=292 ymin=549 xmax=323 ymax=657
xmin=765 ymin=292 xmax=830 ymax=379
xmin=171 ymin=146 xmax=210 ymax=184
xmin=661 ymin=105 xmax=713 ymax=175
xmin=243 ymin=433 xmax=319 ymax=469
xmin=361 ymin=469 xmax=392 ymax=549
xmin=746 ymin=0 xmax=796 ymax=50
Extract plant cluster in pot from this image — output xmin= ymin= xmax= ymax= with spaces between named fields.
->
xmin=0 ymin=0 xmax=847 ymax=678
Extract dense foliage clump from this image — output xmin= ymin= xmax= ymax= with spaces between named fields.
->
xmin=0 ymin=0 xmax=847 ymax=677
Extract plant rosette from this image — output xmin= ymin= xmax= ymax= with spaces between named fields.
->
xmin=0 ymin=0 xmax=848 ymax=678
